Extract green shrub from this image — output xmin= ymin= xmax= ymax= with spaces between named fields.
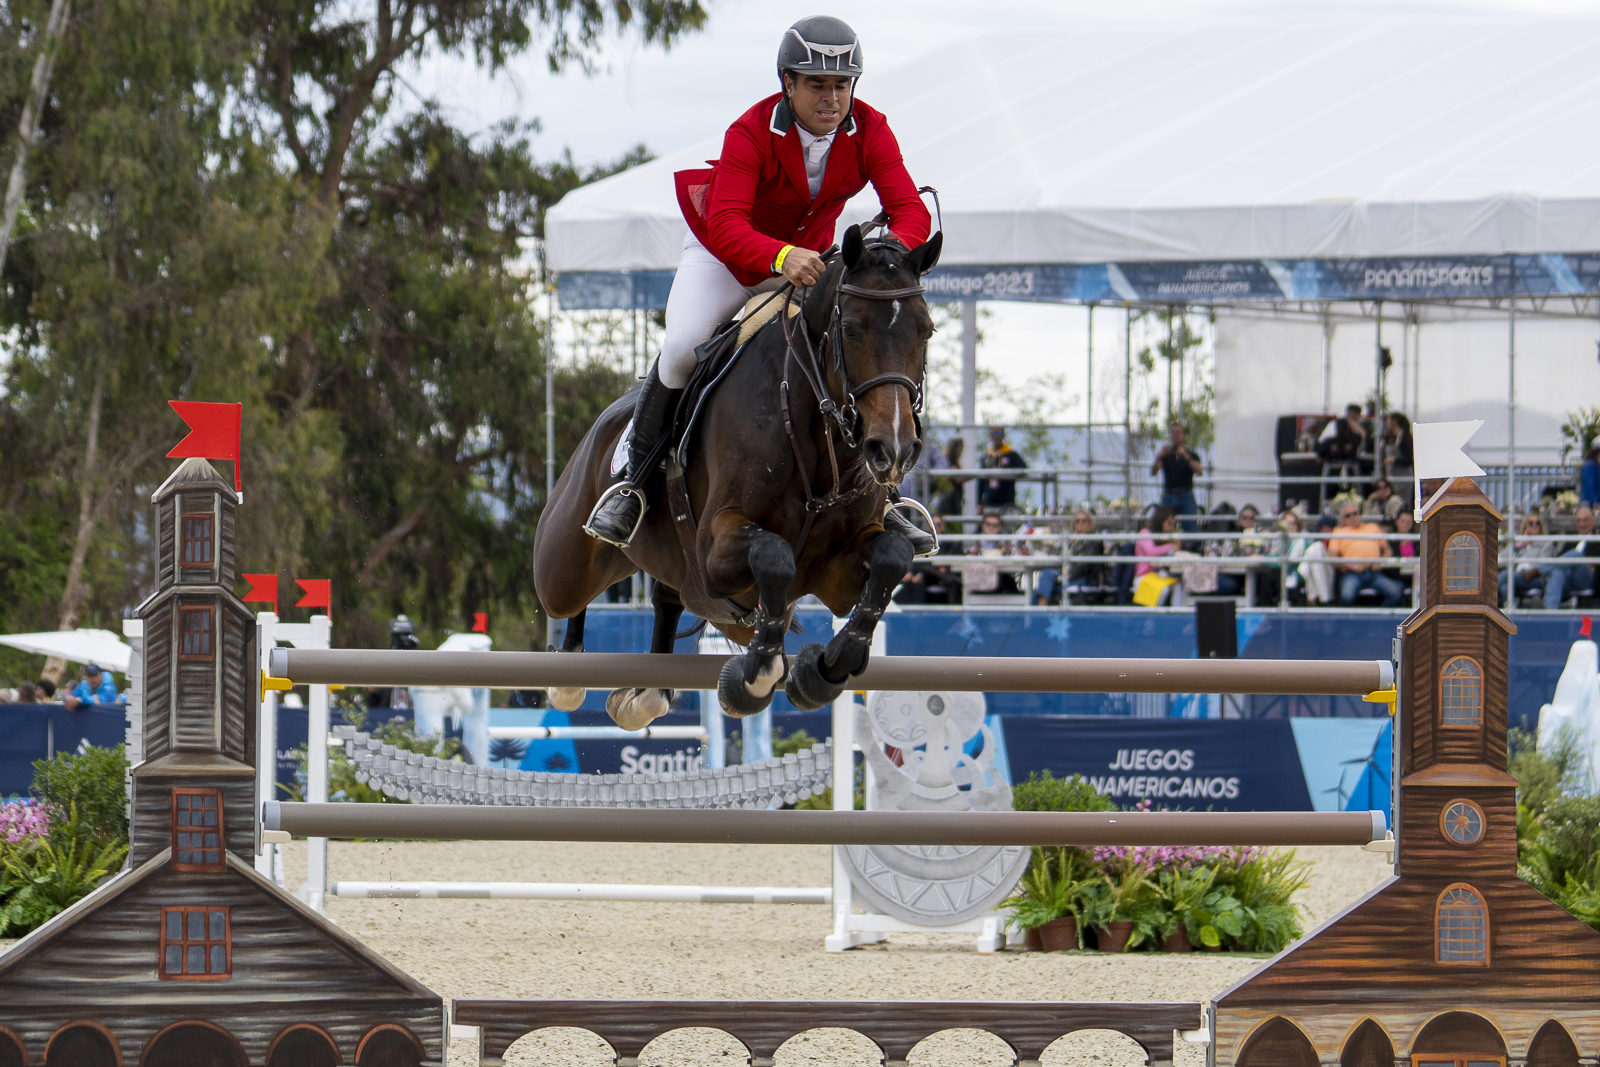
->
xmin=1011 ymin=769 xmax=1117 ymax=813
xmin=1520 ymin=795 xmax=1600 ymax=930
xmin=0 ymin=804 xmax=128 ymax=937
xmin=31 ymin=745 xmax=129 ymax=852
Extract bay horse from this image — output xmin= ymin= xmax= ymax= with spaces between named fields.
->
xmin=532 ymin=223 xmax=941 ymax=728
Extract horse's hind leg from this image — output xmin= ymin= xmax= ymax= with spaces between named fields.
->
xmin=547 ymin=609 xmax=587 ymax=711
xmin=786 ymin=528 xmax=913 ymax=711
xmin=712 ymin=527 xmax=795 ymax=717
xmin=605 ymin=582 xmax=684 ymax=730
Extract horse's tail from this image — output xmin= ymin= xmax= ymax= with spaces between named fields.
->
xmin=675 ymin=617 xmax=710 ymax=641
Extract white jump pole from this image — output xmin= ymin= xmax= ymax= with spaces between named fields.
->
xmin=329 ymin=881 xmax=830 ymax=904
xmin=272 ymin=613 xmax=332 ymax=913
xmin=255 ymin=613 xmax=281 ymax=884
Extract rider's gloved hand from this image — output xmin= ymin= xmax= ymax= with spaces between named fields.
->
xmin=780 ymin=246 xmax=826 ymax=288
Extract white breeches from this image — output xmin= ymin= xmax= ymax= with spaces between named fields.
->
xmin=660 ymin=233 xmax=782 ymax=388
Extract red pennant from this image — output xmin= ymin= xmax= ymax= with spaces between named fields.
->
xmin=295 ymin=579 xmax=331 ymax=612
xmin=167 ymin=401 xmax=243 ymax=495
xmin=1582 ymin=616 xmax=1593 ymax=639
xmin=241 ymin=574 xmax=278 ymax=614
xmin=472 ymin=612 xmax=489 ymax=633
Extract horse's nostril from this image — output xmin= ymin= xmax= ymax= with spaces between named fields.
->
xmin=866 ymin=439 xmax=893 ymax=471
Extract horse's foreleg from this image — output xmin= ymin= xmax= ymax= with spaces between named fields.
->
xmin=547 ymin=609 xmax=587 ymax=712
xmin=786 ymin=528 xmax=913 ymax=712
xmin=708 ymin=525 xmax=795 ymax=717
xmin=605 ymin=582 xmax=683 ymax=730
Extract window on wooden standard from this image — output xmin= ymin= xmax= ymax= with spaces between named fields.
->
xmin=1439 ymin=657 xmax=1482 ymax=727
xmin=160 ymin=906 xmax=231 ymax=979
xmin=1435 ymin=885 xmax=1489 ymax=964
xmin=180 ymin=606 xmax=214 ymax=661
xmin=1443 ymin=531 xmax=1480 ymax=592
xmin=172 ymin=790 xmax=224 ymax=870
xmin=181 ymin=514 xmax=215 ymax=568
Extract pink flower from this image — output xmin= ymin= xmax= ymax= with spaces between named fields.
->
xmin=0 ymin=799 xmax=52 ymax=844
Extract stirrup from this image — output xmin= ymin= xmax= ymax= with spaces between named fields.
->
xmin=885 ymin=498 xmax=940 ymax=558
xmin=583 ymin=481 xmax=647 ymax=548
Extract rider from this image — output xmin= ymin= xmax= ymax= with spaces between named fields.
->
xmin=584 ymin=15 xmax=937 ymax=554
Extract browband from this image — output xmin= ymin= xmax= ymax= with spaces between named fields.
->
xmin=837 ymin=282 xmax=926 ymax=300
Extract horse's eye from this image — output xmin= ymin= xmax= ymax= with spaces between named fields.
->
xmin=841 ymin=321 xmax=865 ymax=342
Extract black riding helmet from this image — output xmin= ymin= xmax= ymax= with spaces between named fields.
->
xmin=777 ymin=16 xmax=863 ymax=81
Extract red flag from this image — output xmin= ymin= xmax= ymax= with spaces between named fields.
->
xmin=472 ymin=612 xmax=488 ymax=633
xmin=1582 ymin=616 xmax=1593 ymax=639
xmin=241 ymin=574 xmax=278 ymax=614
xmin=295 ymin=579 xmax=331 ymax=612
xmin=167 ymin=401 xmax=243 ymax=495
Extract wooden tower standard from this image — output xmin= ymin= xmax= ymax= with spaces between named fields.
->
xmin=0 ymin=459 xmax=444 ymax=1067
xmin=1213 ymin=479 xmax=1600 ymax=1067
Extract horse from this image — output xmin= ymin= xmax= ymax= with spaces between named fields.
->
xmin=531 ymin=223 xmax=941 ymax=729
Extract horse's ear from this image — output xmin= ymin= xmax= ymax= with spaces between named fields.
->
xmin=842 ymin=224 xmax=864 ymax=271
xmin=907 ymin=231 xmax=943 ymax=276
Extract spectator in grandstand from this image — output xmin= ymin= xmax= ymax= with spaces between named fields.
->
xmin=1330 ymin=502 xmax=1405 ymax=607
xmin=1363 ymin=478 xmax=1405 ymax=520
xmin=1135 ymin=506 xmax=1180 ymax=579
xmin=1151 ymin=422 xmax=1203 ymax=525
xmin=63 ymin=663 xmax=120 ymax=710
xmin=1499 ymin=510 xmax=1560 ymax=608
xmin=1384 ymin=412 xmax=1414 ymax=486
xmin=1555 ymin=505 xmax=1600 ymax=606
xmin=934 ymin=437 xmax=968 ymax=516
xmin=1317 ymin=404 xmax=1368 ymax=464
xmin=34 ymin=679 xmax=57 ymax=701
xmin=1581 ymin=442 xmax=1600 ymax=509
xmin=979 ymin=427 xmax=1027 ymax=511
xmin=1388 ymin=511 xmax=1419 ymax=600
xmin=1236 ymin=504 xmax=1279 ymax=605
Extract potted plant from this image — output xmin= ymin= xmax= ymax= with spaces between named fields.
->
xmin=1078 ymin=861 xmax=1163 ymax=953
xmin=1155 ymin=866 xmax=1217 ymax=952
xmin=1002 ymin=847 xmax=1090 ymax=951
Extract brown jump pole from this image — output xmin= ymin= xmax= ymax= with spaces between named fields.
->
xmin=263 ymin=803 xmax=1387 ymax=847
xmin=269 ymin=648 xmax=1391 ymax=696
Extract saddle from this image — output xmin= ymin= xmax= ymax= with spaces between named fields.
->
xmin=668 ymin=288 xmax=798 ymax=469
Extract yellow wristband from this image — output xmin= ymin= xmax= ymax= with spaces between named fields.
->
xmin=773 ymin=244 xmax=796 ymax=274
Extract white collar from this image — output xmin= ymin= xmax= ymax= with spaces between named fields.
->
xmin=796 ymin=124 xmax=833 ymax=148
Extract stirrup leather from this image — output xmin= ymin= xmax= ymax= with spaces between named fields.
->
xmin=583 ymin=480 xmax=647 ymax=548
xmin=885 ymin=498 xmax=940 ymax=558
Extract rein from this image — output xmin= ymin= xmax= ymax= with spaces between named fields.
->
xmin=778 ymin=232 xmax=927 ymax=544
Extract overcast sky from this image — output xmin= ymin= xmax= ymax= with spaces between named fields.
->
xmin=410 ymin=0 xmax=1600 ymax=432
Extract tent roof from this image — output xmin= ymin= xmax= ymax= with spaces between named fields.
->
xmin=0 ymin=630 xmax=131 ymax=674
xmin=547 ymin=20 xmax=1600 ymax=273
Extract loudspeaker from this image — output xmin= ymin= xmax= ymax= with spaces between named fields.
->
xmin=1196 ymin=598 xmax=1237 ymax=659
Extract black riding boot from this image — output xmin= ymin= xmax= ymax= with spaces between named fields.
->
xmin=584 ymin=364 xmax=682 ymax=548
xmin=884 ymin=505 xmax=939 ymax=558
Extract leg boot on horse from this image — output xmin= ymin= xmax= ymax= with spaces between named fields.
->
xmin=546 ymin=610 xmax=588 ymax=712
xmin=786 ymin=526 xmax=914 ymax=711
xmin=584 ymin=362 xmax=682 ymax=549
xmin=709 ymin=526 xmax=796 ymax=716
xmin=605 ymin=582 xmax=685 ymax=730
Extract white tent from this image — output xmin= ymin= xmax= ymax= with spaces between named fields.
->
xmin=0 ymin=629 xmax=132 ymax=674
xmin=548 ymin=20 xmax=1600 ymax=275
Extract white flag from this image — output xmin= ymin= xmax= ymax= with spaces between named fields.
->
xmin=1412 ymin=420 xmax=1485 ymax=519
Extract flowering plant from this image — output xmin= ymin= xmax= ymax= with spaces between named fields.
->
xmin=0 ymin=799 xmax=52 ymax=844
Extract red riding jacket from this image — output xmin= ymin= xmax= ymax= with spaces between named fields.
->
xmin=675 ymin=93 xmax=932 ymax=288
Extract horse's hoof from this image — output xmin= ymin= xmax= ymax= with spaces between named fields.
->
xmin=717 ymin=656 xmax=777 ymax=717
xmin=784 ymin=642 xmax=848 ymax=712
xmin=547 ymin=686 xmax=586 ymax=712
xmin=606 ymin=687 xmax=673 ymax=731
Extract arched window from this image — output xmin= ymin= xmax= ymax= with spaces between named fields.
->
xmin=1444 ymin=532 xmax=1481 ymax=592
xmin=1440 ymin=658 xmax=1482 ymax=727
xmin=1436 ymin=885 xmax=1489 ymax=964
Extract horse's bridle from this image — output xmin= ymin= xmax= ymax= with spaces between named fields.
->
xmin=777 ymin=226 xmax=928 ymax=525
